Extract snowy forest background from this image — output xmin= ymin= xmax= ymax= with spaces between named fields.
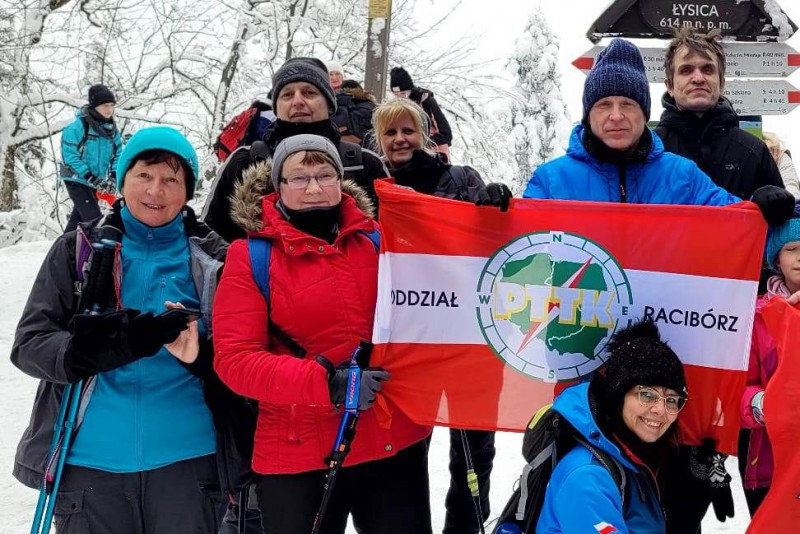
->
xmin=0 ymin=0 xmax=571 ymax=248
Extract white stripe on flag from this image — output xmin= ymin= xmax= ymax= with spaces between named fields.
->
xmin=373 ymin=253 xmax=755 ymax=372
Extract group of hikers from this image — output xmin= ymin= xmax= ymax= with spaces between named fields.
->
xmin=9 ymin=26 xmax=800 ymax=534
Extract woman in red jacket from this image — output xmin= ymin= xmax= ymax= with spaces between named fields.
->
xmin=212 ymin=134 xmax=432 ymax=534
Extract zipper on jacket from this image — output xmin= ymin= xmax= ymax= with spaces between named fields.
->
xmin=618 ymin=165 xmax=627 ymax=203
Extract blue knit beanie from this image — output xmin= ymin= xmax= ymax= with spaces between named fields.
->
xmin=765 ymin=217 xmax=800 ymax=272
xmin=116 ymin=126 xmax=199 ymax=199
xmin=582 ymin=38 xmax=651 ymax=121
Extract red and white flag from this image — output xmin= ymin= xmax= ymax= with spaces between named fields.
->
xmin=371 ymin=181 xmax=766 ymax=455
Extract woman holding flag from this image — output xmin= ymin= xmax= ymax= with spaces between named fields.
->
xmin=212 ymin=134 xmax=433 ymax=533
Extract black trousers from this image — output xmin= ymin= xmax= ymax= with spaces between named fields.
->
xmin=53 ymin=455 xmax=225 ymax=534
xmin=443 ymin=429 xmax=496 ymax=534
xmin=255 ymin=439 xmax=432 ymax=534
xmin=64 ymin=181 xmax=101 ymax=233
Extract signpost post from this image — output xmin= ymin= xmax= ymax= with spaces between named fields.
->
xmin=364 ymin=0 xmax=393 ymax=103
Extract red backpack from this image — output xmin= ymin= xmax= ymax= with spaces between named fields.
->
xmin=214 ymin=106 xmax=260 ymax=162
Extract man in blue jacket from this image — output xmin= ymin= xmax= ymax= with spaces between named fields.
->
xmin=60 ymin=84 xmax=123 ymax=232
xmin=522 ymin=38 xmax=793 ymax=226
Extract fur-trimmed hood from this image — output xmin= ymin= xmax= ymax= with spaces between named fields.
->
xmin=342 ymin=87 xmax=376 ymax=104
xmin=230 ymin=159 xmax=376 ymax=233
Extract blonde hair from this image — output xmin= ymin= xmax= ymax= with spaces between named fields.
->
xmin=763 ymin=132 xmax=787 ymax=164
xmin=371 ymin=99 xmax=438 ymax=160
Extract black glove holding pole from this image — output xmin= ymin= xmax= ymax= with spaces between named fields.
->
xmin=64 ymin=309 xmax=191 ymax=382
xmin=316 ymin=342 xmax=390 ymax=410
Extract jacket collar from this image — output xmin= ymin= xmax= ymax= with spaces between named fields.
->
xmin=658 ymin=93 xmax=738 ymax=133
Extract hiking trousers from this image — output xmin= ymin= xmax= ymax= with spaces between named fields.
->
xmin=64 ymin=182 xmax=101 ymax=234
xmin=255 ymin=438 xmax=432 ymax=534
xmin=444 ymin=429 xmax=496 ymax=534
xmin=53 ymin=454 xmax=224 ymax=534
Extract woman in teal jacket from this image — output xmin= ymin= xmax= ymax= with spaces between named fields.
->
xmin=13 ymin=127 xmax=239 ymax=533
xmin=60 ymin=84 xmax=123 ymax=232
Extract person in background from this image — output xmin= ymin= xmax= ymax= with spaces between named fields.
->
xmin=60 ymin=83 xmax=123 ymax=233
xmin=763 ymin=133 xmax=799 ymax=198
xmin=372 ymin=98 xmax=511 ymax=534
xmin=327 ymin=60 xmax=344 ymax=92
xmin=390 ymin=67 xmax=453 ymax=160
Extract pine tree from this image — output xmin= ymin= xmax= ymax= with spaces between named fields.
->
xmin=507 ymin=7 xmax=571 ymax=194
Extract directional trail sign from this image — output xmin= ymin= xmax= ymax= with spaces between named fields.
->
xmin=574 ymin=43 xmax=800 ymax=83
xmin=587 ymin=0 xmax=797 ymax=43
xmin=723 ymin=80 xmax=800 ymax=116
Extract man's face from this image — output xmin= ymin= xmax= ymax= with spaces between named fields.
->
xmin=666 ymin=46 xmax=723 ymax=113
xmin=95 ymin=103 xmax=115 ymax=119
xmin=588 ymin=96 xmax=646 ymax=152
xmin=276 ymin=82 xmax=329 ymax=123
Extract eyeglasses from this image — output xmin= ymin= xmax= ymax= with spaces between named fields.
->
xmin=280 ymin=173 xmax=340 ymax=190
xmin=636 ymin=386 xmax=687 ymax=415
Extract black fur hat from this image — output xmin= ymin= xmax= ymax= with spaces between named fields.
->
xmin=602 ymin=318 xmax=688 ymax=405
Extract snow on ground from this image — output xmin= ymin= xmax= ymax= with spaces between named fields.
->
xmin=0 ymin=241 xmax=750 ymax=533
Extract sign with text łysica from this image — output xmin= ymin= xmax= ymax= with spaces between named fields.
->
xmin=587 ymin=0 xmax=797 ymax=43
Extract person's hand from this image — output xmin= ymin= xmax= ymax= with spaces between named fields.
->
xmin=751 ymin=390 xmax=765 ymax=426
xmin=85 ymin=173 xmax=102 ymax=186
xmin=164 ymin=302 xmax=200 ymax=364
xmin=689 ymin=438 xmax=734 ymax=522
xmin=752 ymin=185 xmax=795 ymax=227
xmin=475 ymin=183 xmax=512 ymax=212
xmin=317 ymin=356 xmax=391 ymax=411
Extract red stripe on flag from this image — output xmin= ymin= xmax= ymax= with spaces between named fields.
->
xmin=788 ymin=91 xmax=800 ymax=104
xmin=572 ymin=56 xmax=594 ymax=70
xmin=372 ymin=342 xmax=746 ymax=455
xmin=788 ymin=54 xmax=800 ymax=67
xmin=374 ymin=181 xmax=766 ymax=281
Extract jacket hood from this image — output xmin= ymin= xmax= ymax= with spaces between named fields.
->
xmin=342 ymin=87 xmax=376 ymax=103
xmin=230 ymin=159 xmax=376 ymax=233
xmin=566 ymin=123 xmax=664 ymax=165
xmin=553 ymin=383 xmax=637 ymax=472
xmin=658 ymin=94 xmax=738 ymax=131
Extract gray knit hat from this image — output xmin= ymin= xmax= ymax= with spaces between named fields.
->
xmin=582 ymin=38 xmax=651 ymax=121
xmin=271 ymin=134 xmax=344 ymax=192
xmin=272 ymin=58 xmax=337 ymax=114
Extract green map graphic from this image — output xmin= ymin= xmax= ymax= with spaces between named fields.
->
xmin=502 ymin=253 xmax=609 ymax=359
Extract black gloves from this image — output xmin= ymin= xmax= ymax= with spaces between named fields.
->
xmin=85 ymin=173 xmax=102 ymax=186
xmin=475 ymin=183 xmax=512 ymax=212
xmin=64 ymin=309 xmax=190 ymax=382
xmin=752 ymin=185 xmax=795 ymax=227
xmin=689 ymin=439 xmax=734 ymax=522
xmin=317 ymin=355 xmax=390 ymax=411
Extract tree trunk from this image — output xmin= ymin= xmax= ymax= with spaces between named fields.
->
xmin=0 ymin=145 xmax=18 ymax=211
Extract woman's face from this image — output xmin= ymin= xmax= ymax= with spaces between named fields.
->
xmin=379 ymin=113 xmax=423 ymax=167
xmin=777 ymin=240 xmax=800 ymax=293
xmin=122 ymin=159 xmax=186 ymax=227
xmin=278 ymin=152 xmax=342 ymax=210
xmin=621 ymin=385 xmax=681 ymax=443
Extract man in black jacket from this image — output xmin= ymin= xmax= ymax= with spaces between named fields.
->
xmin=655 ymin=28 xmax=785 ymax=534
xmin=655 ymin=29 xmax=783 ymax=200
xmin=203 ymin=57 xmax=388 ymax=243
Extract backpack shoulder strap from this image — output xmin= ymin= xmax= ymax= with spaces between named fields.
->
xmin=77 ymin=116 xmax=91 ymax=156
xmin=247 ymin=236 xmax=271 ymax=302
xmin=358 ymin=228 xmax=380 ymax=251
xmin=447 ymin=166 xmax=470 ymax=201
xmin=583 ymin=440 xmax=627 ymax=510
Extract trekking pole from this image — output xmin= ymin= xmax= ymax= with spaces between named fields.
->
xmin=30 ymin=238 xmax=120 ymax=534
xmin=460 ymin=428 xmax=487 ymax=534
xmin=310 ymin=341 xmax=369 ymax=534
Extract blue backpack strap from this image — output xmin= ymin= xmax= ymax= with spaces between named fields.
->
xmin=359 ymin=228 xmax=380 ymax=251
xmin=247 ymin=236 xmax=272 ymax=303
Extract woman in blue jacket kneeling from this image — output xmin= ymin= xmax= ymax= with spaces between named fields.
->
xmin=537 ymin=319 xmax=688 ymax=534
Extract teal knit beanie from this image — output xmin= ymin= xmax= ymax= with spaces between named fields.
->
xmin=116 ymin=126 xmax=199 ymax=199
xmin=765 ymin=217 xmax=800 ymax=272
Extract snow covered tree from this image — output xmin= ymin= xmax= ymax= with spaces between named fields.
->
xmin=507 ymin=7 xmax=571 ymax=194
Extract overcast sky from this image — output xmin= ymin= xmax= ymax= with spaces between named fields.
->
xmin=415 ymin=0 xmax=800 ymax=150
